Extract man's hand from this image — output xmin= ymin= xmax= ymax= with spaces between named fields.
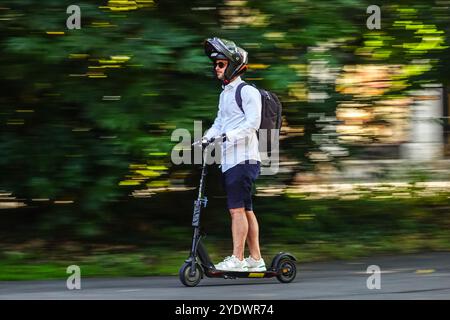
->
xmin=192 ymin=136 xmax=213 ymax=148
xmin=209 ymin=133 xmax=227 ymax=144
xmin=192 ymin=134 xmax=227 ymax=148
xmin=220 ymin=133 xmax=227 ymax=142
xmin=201 ymin=137 xmax=210 ymax=148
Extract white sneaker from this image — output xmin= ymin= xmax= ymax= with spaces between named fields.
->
xmin=215 ymin=255 xmax=248 ymax=272
xmin=245 ymin=256 xmax=266 ymax=271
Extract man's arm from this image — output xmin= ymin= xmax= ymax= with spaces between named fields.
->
xmin=203 ymin=102 xmax=223 ymax=140
xmin=226 ymin=86 xmax=261 ymax=142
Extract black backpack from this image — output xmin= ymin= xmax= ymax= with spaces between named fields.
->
xmin=235 ymin=82 xmax=282 ymax=156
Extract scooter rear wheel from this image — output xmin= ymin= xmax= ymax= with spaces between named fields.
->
xmin=276 ymin=259 xmax=297 ymax=283
xmin=179 ymin=262 xmax=202 ymax=287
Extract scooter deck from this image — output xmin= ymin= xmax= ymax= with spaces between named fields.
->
xmin=204 ymin=268 xmax=279 ymax=279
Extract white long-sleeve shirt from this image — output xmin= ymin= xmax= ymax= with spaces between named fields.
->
xmin=204 ymin=77 xmax=262 ymax=172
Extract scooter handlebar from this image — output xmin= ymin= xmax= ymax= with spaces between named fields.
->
xmin=192 ymin=134 xmax=226 ymax=148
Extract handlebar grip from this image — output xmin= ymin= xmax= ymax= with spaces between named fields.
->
xmin=192 ymin=134 xmax=226 ymax=147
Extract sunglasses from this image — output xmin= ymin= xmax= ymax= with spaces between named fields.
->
xmin=214 ymin=61 xmax=227 ymax=69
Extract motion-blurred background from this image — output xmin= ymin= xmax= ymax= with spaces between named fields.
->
xmin=0 ymin=0 xmax=449 ymax=280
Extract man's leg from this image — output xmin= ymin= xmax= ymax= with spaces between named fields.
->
xmin=229 ymin=207 xmax=248 ymax=261
xmin=245 ymin=210 xmax=261 ymax=260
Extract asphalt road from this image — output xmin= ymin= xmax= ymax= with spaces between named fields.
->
xmin=1 ymin=252 xmax=449 ymax=299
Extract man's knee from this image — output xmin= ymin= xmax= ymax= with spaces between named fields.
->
xmin=229 ymin=207 xmax=245 ymax=217
xmin=245 ymin=210 xmax=256 ymax=218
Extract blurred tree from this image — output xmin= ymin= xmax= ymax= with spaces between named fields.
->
xmin=0 ymin=0 xmax=448 ymax=241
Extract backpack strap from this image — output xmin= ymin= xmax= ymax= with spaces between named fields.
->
xmin=235 ymin=82 xmax=249 ymax=114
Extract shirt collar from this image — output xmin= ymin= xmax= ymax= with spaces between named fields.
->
xmin=222 ymin=76 xmax=243 ymax=90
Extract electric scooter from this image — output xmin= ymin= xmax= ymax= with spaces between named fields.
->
xmin=179 ymin=135 xmax=297 ymax=287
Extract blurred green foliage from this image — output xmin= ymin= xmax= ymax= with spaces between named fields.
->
xmin=0 ymin=0 xmax=449 ymax=253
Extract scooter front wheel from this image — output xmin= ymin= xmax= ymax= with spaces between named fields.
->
xmin=179 ymin=262 xmax=203 ymax=287
xmin=276 ymin=258 xmax=297 ymax=283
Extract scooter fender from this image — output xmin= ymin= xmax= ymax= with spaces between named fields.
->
xmin=270 ymin=252 xmax=297 ymax=270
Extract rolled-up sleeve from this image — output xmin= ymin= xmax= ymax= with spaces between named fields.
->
xmin=226 ymin=85 xmax=261 ymax=143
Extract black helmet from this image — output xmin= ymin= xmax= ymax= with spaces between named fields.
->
xmin=204 ymin=37 xmax=248 ymax=83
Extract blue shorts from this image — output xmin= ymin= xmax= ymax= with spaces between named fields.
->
xmin=222 ymin=160 xmax=261 ymax=211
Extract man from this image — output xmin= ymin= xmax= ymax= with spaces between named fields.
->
xmin=202 ymin=37 xmax=266 ymax=272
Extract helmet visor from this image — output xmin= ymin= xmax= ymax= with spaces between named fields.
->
xmin=204 ymin=37 xmax=238 ymax=61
